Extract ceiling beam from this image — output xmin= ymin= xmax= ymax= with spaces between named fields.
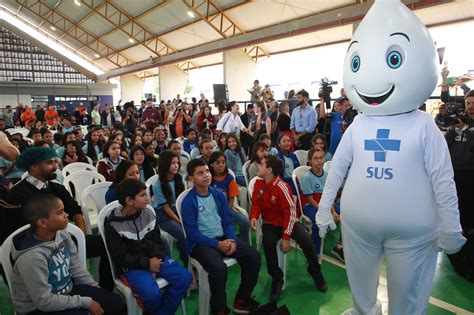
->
xmin=97 ymin=0 xmax=454 ymax=80
xmin=182 ymin=0 xmax=269 ymax=63
xmin=82 ymin=0 xmax=170 ymax=50
xmin=91 ymin=0 xmax=248 ymax=63
xmin=79 ymin=0 xmax=177 ymax=59
xmin=15 ymin=0 xmax=135 ymax=69
xmin=57 ymin=0 xmax=107 ymax=41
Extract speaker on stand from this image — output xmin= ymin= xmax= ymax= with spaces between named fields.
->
xmin=213 ymin=84 xmax=229 ymax=105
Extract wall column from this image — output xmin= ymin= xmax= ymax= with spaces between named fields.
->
xmin=120 ymin=74 xmax=144 ymax=104
xmin=159 ymin=65 xmax=187 ymax=102
xmin=223 ymin=49 xmax=257 ymax=102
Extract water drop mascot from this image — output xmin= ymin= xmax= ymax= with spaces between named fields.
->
xmin=316 ymin=0 xmax=466 ymax=314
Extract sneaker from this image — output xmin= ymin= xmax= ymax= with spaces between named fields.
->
xmin=232 ymin=297 xmax=260 ymax=314
xmin=313 ymin=271 xmax=328 ymax=293
xmin=331 ymin=245 xmax=345 ymax=263
xmin=269 ymin=278 xmax=284 ymax=301
xmin=307 ymin=266 xmax=327 ymax=293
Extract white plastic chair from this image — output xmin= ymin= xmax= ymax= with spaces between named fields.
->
xmin=1 ymin=223 xmax=86 ymax=313
xmin=63 ymin=171 xmax=106 ymax=203
xmin=62 ymin=162 xmax=97 ymax=178
xmin=98 ymin=202 xmax=186 ymax=315
xmin=176 ymin=189 xmax=238 ymax=315
xmin=228 ymin=168 xmax=249 ymax=211
xmin=80 ymin=182 xmax=112 ymax=233
xmin=248 ymin=177 xmax=287 ymax=288
xmin=295 ymin=150 xmax=308 ymax=166
xmin=242 ymin=160 xmax=251 ymax=189
xmin=145 ymin=174 xmax=178 ymax=254
xmin=5 ymin=128 xmax=29 ymax=138
xmin=292 ymin=166 xmax=313 ymax=224
xmin=323 ymin=160 xmax=331 ymax=173
xmin=179 ymin=156 xmax=189 ymax=181
xmin=180 ymin=150 xmax=191 ymax=161
xmin=190 ymin=147 xmax=200 ymax=159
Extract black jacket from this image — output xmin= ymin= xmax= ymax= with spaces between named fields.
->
xmin=104 ymin=205 xmax=165 ymax=274
xmin=445 ymin=118 xmax=474 ymax=170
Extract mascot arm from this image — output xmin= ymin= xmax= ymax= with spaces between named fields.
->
xmin=423 ymin=119 xmax=466 ymax=253
xmin=316 ymin=124 xmax=354 ymax=238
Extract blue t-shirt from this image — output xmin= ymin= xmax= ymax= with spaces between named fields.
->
xmin=301 ymin=169 xmax=328 ymax=206
xmin=283 ymin=155 xmax=295 ymax=179
xmin=211 ymin=173 xmax=234 ymax=197
xmin=196 ymin=193 xmax=224 ymax=239
xmin=152 ymin=179 xmax=176 ymax=209
xmin=329 ymin=112 xmax=343 ymax=154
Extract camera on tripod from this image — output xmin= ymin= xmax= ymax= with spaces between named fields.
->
xmin=318 ymin=77 xmax=338 ymax=109
xmin=444 ymin=102 xmax=469 ymax=126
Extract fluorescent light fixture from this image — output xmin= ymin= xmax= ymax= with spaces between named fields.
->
xmin=0 ymin=8 xmax=104 ymax=75
xmin=128 ymin=38 xmax=135 ymax=43
xmin=74 ymin=0 xmax=81 ymax=6
xmin=187 ymin=11 xmax=195 ymax=18
xmin=50 ymin=26 xmax=56 ymax=31
xmin=94 ymin=53 xmax=100 ymax=58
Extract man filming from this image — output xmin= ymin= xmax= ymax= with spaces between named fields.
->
xmin=445 ymin=90 xmax=474 ymax=231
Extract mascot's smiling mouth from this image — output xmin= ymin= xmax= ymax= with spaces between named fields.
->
xmin=355 ymin=85 xmax=395 ymax=106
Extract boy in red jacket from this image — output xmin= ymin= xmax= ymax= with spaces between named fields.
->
xmin=250 ymin=155 xmax=327 ymax=301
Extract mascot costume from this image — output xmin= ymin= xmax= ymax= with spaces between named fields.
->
xmin=316 ymin=0 xmax=466 ymax=314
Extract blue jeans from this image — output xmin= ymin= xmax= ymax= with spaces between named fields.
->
xmin=121 ymin=257 xmax=192 ymax=315
xmin=303 ymin=204 xmax=340 ymax=253
xmin=191 ymin=239 xmax=261 ymax=313
xmin=235 ymin=175 xmax=246 ymax=187
xmin=233 ymin=207 xmax=250 ymax=244
xmin=27 ymin=285 xmax=125 ymax=315
xmin=155 ymin=208 xmax=188 ymax=266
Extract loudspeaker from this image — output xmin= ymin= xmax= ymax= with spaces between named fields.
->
xmin=213 ymin=84 xmax=228 ymax=103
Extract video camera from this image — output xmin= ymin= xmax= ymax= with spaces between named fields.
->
xmin=318 ymin=77 xmax=338 ymax=109
xmin=444 ymin=102 xmax=469 ymax=126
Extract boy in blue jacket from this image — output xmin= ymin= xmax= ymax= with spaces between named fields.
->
xmin=181 ymin=158 xmax=261 ymax=315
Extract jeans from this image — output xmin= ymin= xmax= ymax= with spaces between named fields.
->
xmin=121 ymin=257 xmax=192 ymax=315
xmin=262 ymin=222 xmax=320 ymax=281
xmin=302 ymin=204 xmax=340 ymax=253
xmin=235 ymin=175 xmax=247 ymax=187
xmin=232 ymin=207 xmax=250 ymax=244
xmin=27 ymin=284 xmax=125 ymax=315
xmin=84 ymin=235 xmax=114 ymax=291
xmin=157 ymin=217 xmax=188 ymax=266
xmin=191 ymin=239 xmax=261 ymax=313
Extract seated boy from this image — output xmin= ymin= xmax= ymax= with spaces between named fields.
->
xmin=196 ymin=139 xmax=213 ymax=164
xmin=104 ymin=178 xmax=192 ymax=315
xmin=183 ymin=128 xmax=198 ymax=154
xmin=181 ymin=158 xmax=261 ymax=315
xmin=11 ymin=194 xmax=125 ymax=315
xmin=250 ymin=155 xmax=327 ymax=302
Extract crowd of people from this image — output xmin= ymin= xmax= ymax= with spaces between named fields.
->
xmin=0 ymin=70 xmax=472 ymax=314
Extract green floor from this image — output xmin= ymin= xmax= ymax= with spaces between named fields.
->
xmin=1 ymin=229 xmax=473 ymax=315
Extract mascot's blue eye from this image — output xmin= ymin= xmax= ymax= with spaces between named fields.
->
xmin=387 ymin=51 xmax=402 ymax=69
xmin=351 ymin=55 xmax=360 ymax=72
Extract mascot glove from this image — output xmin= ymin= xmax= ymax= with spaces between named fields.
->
xmin=438 ymin=231 xmax=466 ymax=254
xmin=316 ymin=208 xmax=337 ymax=239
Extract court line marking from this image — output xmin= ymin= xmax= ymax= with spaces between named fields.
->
xmin=321 ymin=255 xmax=474 ymax=315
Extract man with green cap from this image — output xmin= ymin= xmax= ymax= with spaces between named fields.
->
xmin=7 ymin=146 xmax=114 ymax=290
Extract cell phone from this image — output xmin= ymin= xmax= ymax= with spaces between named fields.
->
xmin=447 ymin=77 xmax=455 ymax=85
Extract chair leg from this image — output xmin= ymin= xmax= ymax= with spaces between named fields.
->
xmin=277 ymin=242 xmax=287 ymax=290
xmin=180 ymin=299 xmax=187 ymax=315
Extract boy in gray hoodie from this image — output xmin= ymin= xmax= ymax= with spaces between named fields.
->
xmin=10 ymin=193 xmax=125 ymax=315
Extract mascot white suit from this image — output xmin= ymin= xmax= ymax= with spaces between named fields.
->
xmin=316 ymin=0 xmax=467 ymax=314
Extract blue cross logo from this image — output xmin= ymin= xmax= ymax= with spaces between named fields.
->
xmin=364 ymin=129 xmax=401 ymax=162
